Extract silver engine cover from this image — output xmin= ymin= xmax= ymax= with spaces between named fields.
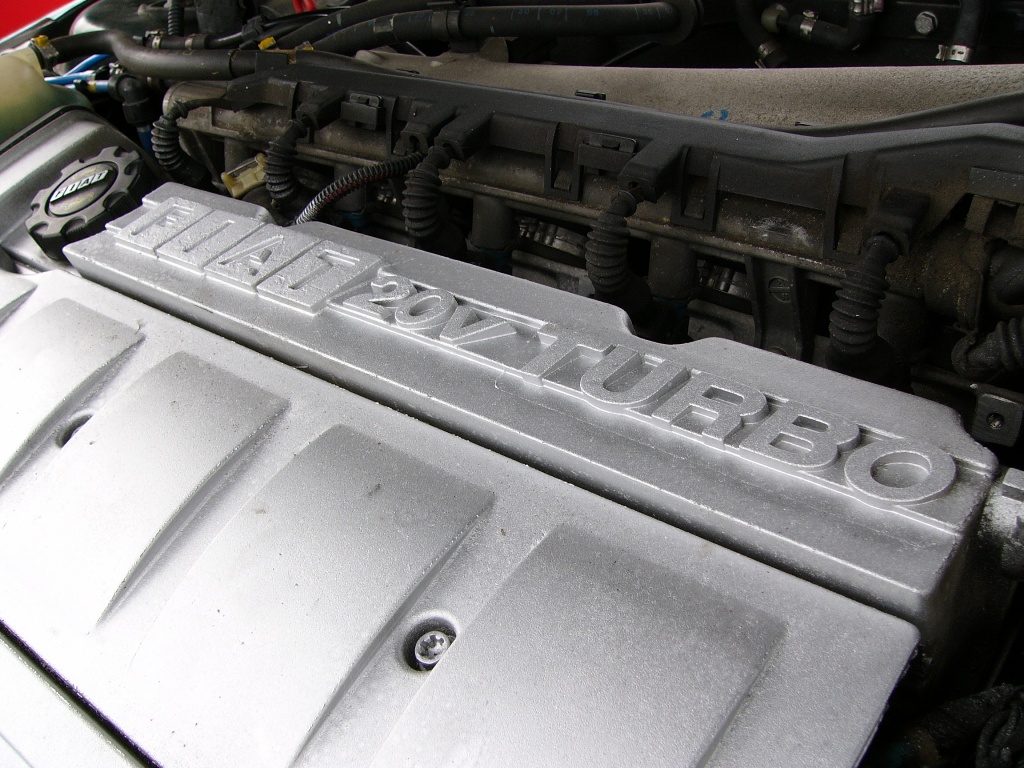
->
xmin=64 ymin=184 xmax=1001 ymax=657
xmin=0 ymin=268 xmax=918 ymax=767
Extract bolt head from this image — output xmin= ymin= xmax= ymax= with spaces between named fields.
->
xmin=914 ymin=11 xmax=938 ymax=36
xmin=413 ymin=630 xmax=451 ymax=669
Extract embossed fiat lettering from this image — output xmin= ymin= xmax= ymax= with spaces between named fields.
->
xmin=92 ymin=192 xmax=967 ymax=510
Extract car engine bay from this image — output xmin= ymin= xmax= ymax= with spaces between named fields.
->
xmin=2 ymin=0 xmax=1024 ymax=765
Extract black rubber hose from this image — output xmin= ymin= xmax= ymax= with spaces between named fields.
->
xmin=295 ymin=153 xmax=425 ymax=224
xmin=156 ymin=14 xmax=329 ymax=49
xmin=586 ymin=188 xmax=642 ymax=297
xmin=826 ymin=233 xmax=900 ymax=382
xmin=977 ymin=687 xmax=1024 ymax=768
xmin=487 ymin=0 xmax=673 ymax=5
xmin=279 ymin=0 xmax=657 ymax=48
xmin=463 ymin=3 xmax=682 ymax=36
xmin=279 ymin=0 xmax=430 ymax=48
xmin=734 ymin=0 xmax=787 ymax=66
xmin=194 ymin=0 xmax=246 ymax=35
xmin=155 ymin=31 xmax=246 ymax=49
xmin=45 ymin=30 xmax=258 ymax=80
xmin=403 ymin=145 xmax=454 ymax=242
xmin=788 ymin=90 xmax=1024 ymax=136
xmin=151 ymin=34 xmax=212 ymax=50
xmin=891 ymin=685 xmax=1023 ymax=765
xmin=265 ymin=118 xmax=315 ymax=212
xmin=207 ymin=32 xmax=246 ymax=49
xmin=151 ymin=101 xmax=213 ymax=187
xmin=987 ymin=246 xmax=1024 ymax=314
xmin=401 ymin=145 xmax=468 ymax=258
xmin=947 ymin=0 xmax=986 ymax=62
xmin=584 ymin=187 xmax=666 ymax=332
xmin=955 ymin=318 xmax=1024 ymax=380
xmin=167 ymin=0 xmax=185 ymax=37
xmin=317 ymin=2 xmax=682 ymax=54
xmin=236 ymin=16 xmax=330 ymax=47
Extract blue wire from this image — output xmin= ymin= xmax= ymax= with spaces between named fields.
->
xmin=67 ymin=54 xmax=110 ymax=74
xmin=45 ymin=73 xmax=95 ymax=85
xmin=43 ymin=76 xmax=111 ymax=94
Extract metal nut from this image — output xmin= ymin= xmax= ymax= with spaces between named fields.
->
xmin=413 ymin=630 xmax=451 ymax=670
xmin=914 ymin=11 xmax=938 ymax=36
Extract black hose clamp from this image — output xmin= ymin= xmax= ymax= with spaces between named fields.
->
xmin=29 ymin=36 xmax=60 ymax=69
xmin=939 ymin=44 xmax=973 ymax=63
xmin=371 ymin=16 xmax=399 ymax=44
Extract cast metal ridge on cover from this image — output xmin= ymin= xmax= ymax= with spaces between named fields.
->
xmin=91 ymin=184 xmax=963 ymax=511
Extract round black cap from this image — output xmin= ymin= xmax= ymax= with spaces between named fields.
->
xmin=27 ymin=146 xmax=152 ymax=259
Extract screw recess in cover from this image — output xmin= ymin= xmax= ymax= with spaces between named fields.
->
xmin=413 ymin=629 xmax=452 ymax=670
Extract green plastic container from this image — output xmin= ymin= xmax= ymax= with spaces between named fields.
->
xmin=0 ymin=49 xmax=91 ymax=145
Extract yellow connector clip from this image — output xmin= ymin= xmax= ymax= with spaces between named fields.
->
xmin=221 ymin=154 xmax=268 ymax=199
xmin=258 ymin=37 xmax=277 ymax=50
